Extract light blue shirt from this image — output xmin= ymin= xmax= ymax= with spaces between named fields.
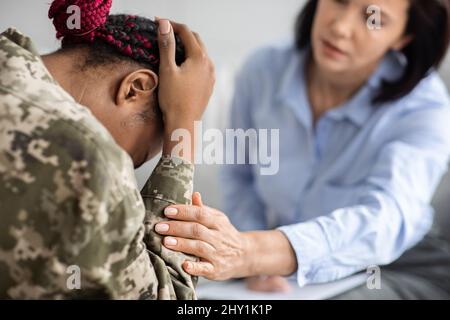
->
xmin=221 ymin=42 xmax=450 ymax=287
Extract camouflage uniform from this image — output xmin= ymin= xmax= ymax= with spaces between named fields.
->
xmin=0 ymin=28 xmax=197 ymax=300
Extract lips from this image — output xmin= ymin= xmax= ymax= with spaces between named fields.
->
xmin=321 ymin=39 xmax=348 ymax=57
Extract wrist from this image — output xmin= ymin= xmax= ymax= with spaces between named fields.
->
xmin=162 ymin=116 xmax=196 ymax=163
xmin=163 ymin=121 xmax=195 ymax=135
xmin=163 ymin=111 xmax=198 ymax=129
xmin=241 ymin=230 xmax=297 ymax=278
xmin=241 ymin=232 xmax=260 ymax=277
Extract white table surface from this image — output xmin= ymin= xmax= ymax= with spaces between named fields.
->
xmin=196 ymin=273 xmax=367 ymax=300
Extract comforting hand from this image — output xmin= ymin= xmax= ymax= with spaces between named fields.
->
xmin=154 ymin=193 xmax=250 ymax=281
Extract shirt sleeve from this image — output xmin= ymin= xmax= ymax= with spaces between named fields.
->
xmin=279 ymin=107 xmax=450 ymax=286
xmin=220 ymin=55 xmax=268 ymax=231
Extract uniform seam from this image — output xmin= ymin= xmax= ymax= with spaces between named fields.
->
xmin=141 ymin=195 xmax=176 ymax=206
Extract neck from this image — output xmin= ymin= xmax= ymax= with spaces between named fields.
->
xmin=306 ymin=55 xmax=376 ymax=125
xmin=41 ymin=52 xmax=88 ymax=104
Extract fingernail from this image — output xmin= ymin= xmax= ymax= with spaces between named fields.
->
xmin=185 ymin=261 xmax=192 ymax=270
xmin=159 ymin=19 xmax=171 ymax=35
xmin=155 ymin=223 xmax=169 ymax=232
xmin=165 ymin=207 xmax=178 ymax=217
xmin=165 ymin=237 xmax=177 ymax=246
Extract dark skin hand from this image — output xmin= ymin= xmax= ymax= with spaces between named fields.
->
xmin=157 ymin=19 xmax=215 ymax=162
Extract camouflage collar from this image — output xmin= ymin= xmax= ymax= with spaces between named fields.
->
xmin=1 ymin=28 xmax=41 ymax=57
xmin=0 ymin=28 xmax=59 ymax=87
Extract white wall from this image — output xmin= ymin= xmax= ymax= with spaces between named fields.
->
xmin=0 ymin=0 xmax=303 ymax=65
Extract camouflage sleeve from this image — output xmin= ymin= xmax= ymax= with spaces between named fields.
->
xmin=0 ymin=119 xmax=152 ymax=299
xmin=0 ymin=28 xmax=197 ymax=300
xmin=140 ymin=156 xmax=198 ymax=300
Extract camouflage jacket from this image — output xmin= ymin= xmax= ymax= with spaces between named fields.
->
xmin=0 ymin=28 xmax=197 ymax=300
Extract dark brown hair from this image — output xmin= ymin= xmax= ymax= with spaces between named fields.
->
xmin=295 ymin=0 xmax=450 ymax=104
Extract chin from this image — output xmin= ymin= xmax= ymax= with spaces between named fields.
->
xmin=133 ymin=161 xmax=144 ymax=169
xmin=131 ymin=152 xmax=148 ymax=169
xmin=134 ymin=149 xmax=161 ymax=168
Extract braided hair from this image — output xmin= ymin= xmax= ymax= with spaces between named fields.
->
xmin=48 ymin=0 xmax=185 ymax=72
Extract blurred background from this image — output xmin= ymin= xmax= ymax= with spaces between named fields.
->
xmin=1 ymin=0 xmax=449 ymax=218
xmin=0 ymin=0 xmax=304 ymax=210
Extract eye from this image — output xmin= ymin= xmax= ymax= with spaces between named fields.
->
xmin=364 ymin=7 xmax=386 ymax=28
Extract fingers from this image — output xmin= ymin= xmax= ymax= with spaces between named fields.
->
xmin=164 ymin=205 xmax=219 ymax=229
xmin=192 ymin=192 xmax=203 ymax=207
xmin=183 ymin=260 xmax=215 ymax=278
xmin=156 ymin=18 xmax=210 ymax=77
xmin=169 ymin=21 xmax=202 ymax=58
xmin=155 ymin=220 xmax=215 ymax=244
xmin=157 ymin=19 xmax=176 ymax=70
xmin=163 ymin=236 xmax=215 ymax=260
xmin=155 ymin=17 xmax=207 ymax=55
xmin=192 ymin=32 xmax=208 ymax=53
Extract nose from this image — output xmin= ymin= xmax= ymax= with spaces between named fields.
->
xmin=330 ymin=8 xmax=357 ymax=40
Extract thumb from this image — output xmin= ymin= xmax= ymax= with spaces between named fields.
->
xmin=192 ymin=192 xmax=203 ymax=207
xmin=157 ymin=19 xmax=176 ymax=70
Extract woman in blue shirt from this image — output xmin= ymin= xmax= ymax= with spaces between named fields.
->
xmin=155 ymin=0 xmax=450 ymax=298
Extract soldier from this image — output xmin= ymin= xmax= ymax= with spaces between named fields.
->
xmin=0 ymin=0 xmax=215 ymax=299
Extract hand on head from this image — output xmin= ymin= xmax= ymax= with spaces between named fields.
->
xmin=156 ymin=18 xmax=215 ymax=161
xmin=156 ymin=18 xmax=215 ymax=124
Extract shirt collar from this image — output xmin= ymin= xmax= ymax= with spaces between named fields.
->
xmin=276 ymin=49 xmax=313 ymax=129
xmin=330 ymin=50 xmax=406 ymax=127
xmin=1 ymin=28 xmax=76 ymax=104
xmin=276 ymin=46 xmax=406 ymax=128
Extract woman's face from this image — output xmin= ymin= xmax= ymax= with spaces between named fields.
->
xmin=311 ymin=0 xmax=411 ymax=75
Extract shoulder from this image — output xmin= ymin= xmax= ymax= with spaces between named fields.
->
xmin=394 ymin=71 xmax=450 ymax=124
xmin=236 ymin=40 xmax=299 ymax=86
xmin=380 ymin=71 xmax=450 ymax=145
xmin=243 ymin=40 xmax=297 ymax=70
xmin=0 ymin=89 xmax=143 ymax=281
xmin=404 ymin=71 xmax=450 ymax=109
xmin=39 ymin=107 xmax=138 ymax=209
xmin=0 ymin=86 xmax=137 ymax=209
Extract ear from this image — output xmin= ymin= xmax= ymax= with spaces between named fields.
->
xmin=116 ymin=69 xmax=158 ymax=108
xmin=392 ymin=34 xmax=413 ymax=51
